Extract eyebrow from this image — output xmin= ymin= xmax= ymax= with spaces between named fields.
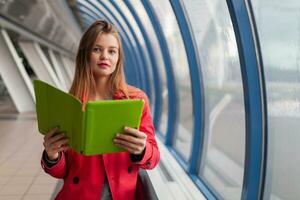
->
xmin=94 ymin=44 xmax=118 ymax=49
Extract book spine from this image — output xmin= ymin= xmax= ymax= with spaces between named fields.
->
xmin=81 ymin=110 xmax=86 ymax=154
xmin=83 ymin=105 xmax=94 ymax=155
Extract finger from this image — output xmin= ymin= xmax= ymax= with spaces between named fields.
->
xmin=62 ymin=144 xmax=70 ymax=152
xmin=115 ymin=134 xmax=144 ymax=146
xmin=46 ymin=137 xmax=69 ymax=154
xmin=115 ymin=142 xmax=143 ymax=155
xmin=44 ymin=127 xmax=60 ymax=141
xmin=114 ymin=138 xmax=144 ymax=151
xmin=123 ymin=127 xmax=139 ymax=137
xmin=54 ymin=144 xmax=69 ymax=152
xmin=44 ymin=127 xmax=60 ymax=140
xmin=49 ymin=138 xmax=69 ymax=149
xmin=46 ymin=133 xmax=67 ymax=145
xmin=49 ymin=142 xmax=69 ymax=150
xmin=124 ymin=127 xmax=147 ymax=139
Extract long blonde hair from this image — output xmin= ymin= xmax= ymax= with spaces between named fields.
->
xmin=70 ymin=20 xmax=128 ymax=104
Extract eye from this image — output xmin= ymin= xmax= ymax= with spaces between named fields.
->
xmin=92 ymin=47 xmax=101 ymax=53
xmin=109 ymin=49 xmax=117 ymax=55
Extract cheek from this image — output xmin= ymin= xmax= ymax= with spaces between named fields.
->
xmin=112 ymin=56 xmax=119 ymax=66
xmin=90 ymin=54 xmax=98 ymax=62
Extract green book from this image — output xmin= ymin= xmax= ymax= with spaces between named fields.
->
xmin=33 ymin=80 xmax=144 ymax=156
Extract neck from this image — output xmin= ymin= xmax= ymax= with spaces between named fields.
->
xmin=91 ymin=77 xmax=112 ymax=100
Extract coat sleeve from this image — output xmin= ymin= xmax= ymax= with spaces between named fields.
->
xmin=41 ymin=151 xmax=67 ymax=179
xmin=131 ymin=92 xmax=160 ymax=169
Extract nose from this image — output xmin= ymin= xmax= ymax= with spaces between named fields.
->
xmin=100 ymin=50 xmax=109 ymax=60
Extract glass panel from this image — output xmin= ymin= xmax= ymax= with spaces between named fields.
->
xmin=54 ymin=52 xmax=71 ymax=89
xmin=183 ymin=0 xmax=246 ymax=199
xmin=150 ymin=0 xmax=193 ymax=160
xmin=40 ymin=46 xmax=57 ymax=77
xmin=8 ymin=30 xmax=37 ymax=80
xmin=129 ymin=0 xmax=168 ymax=136
xmin=112 ymin=1 xmax=155 ymax=110
xmin=0 ymin=0 xmax=77 ymax=52
xmin=0 ymin=75 xmax=17 ymax=114
xmin=251 ymin=1 xmax=300 ymax=199
xmin=94 ymin=0 xmax=147 ymax=91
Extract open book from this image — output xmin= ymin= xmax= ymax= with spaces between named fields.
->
xmin=34 ymin=80 xmax=144 ymax=155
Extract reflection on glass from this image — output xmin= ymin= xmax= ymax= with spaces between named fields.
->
xmin=183 ymin=0 xmax=245 ymax=199
xmin=251 ymin=1 xmax=300 ymax=199
xmin=129 ymin=0 xmax=168 ymax=136
xmin=0 ymin=75 xmax=18 ymax=113
xmin=112 ymin=1 xmax=155 ymax=109
xmin=0 ymin=0 xmax=76 ymax=51
xmin=40 ymin=46 xmax=54 ymax=73
xmin=54 ymin=52 xmax=71 ymax=89
xmin=150 ymin=0 xmax=194 ymax=161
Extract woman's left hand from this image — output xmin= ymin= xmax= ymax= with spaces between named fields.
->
xmin=114 ymin=127 xmax=147 ymax=155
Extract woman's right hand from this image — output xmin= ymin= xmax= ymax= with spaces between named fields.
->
xmin=43 ymin=127 xmax=69 ymax=161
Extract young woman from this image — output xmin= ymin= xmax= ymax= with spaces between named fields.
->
xmin=41 ymin=20 xmax=160 ymax=200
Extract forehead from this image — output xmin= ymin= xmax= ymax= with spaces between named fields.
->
xmin=94 ymin=33 xmax=119 ymax=48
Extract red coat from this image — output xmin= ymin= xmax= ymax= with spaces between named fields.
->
xmin=41 ymin=86 xmax=160 ymax=200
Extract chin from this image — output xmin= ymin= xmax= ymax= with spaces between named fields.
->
xmin=93 ymin=70 xmax=113 ymax=78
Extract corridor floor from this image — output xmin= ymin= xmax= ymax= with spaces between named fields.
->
xmin=0 ymin=113 xmax=59 ymax=200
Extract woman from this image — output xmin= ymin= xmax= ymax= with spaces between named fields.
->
xmin=41 ymin=20 xmax=160 ymax=200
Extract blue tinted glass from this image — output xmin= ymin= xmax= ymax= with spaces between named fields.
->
xmin=183 ymin=0 xmax=246 ymax=199
xmin=150 ymin=0 xmax=194 ymax=160
xmin=251 ymin=1 xmax=300 ymax=199
xmin=128 ymin=0 xmax=169 ymax=136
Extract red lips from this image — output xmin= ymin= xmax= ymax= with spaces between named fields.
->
xmin=98 ymin=62 xmax=109 ymax=69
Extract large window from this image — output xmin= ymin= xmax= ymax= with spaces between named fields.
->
xmin=183 ymin=0 xmax=246 ymax=199
xmin=251 ymin=1 xmax=300 ymax=199
xmin=128 ymin=0 xmax=168 ymax=136
xmin=150 ymin=0 xmax=194 ymax=161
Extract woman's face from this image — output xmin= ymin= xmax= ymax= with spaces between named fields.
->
xmin=90 ymin=33 xmax=119 ymax=79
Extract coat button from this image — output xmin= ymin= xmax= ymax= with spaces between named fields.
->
xmin=73 ymin=176 xmax=79 ymax=184
xmin=128 ymin=166 xmax=133 ymax=173
xmin=146 ymin=162 xmax=151 ymax=167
